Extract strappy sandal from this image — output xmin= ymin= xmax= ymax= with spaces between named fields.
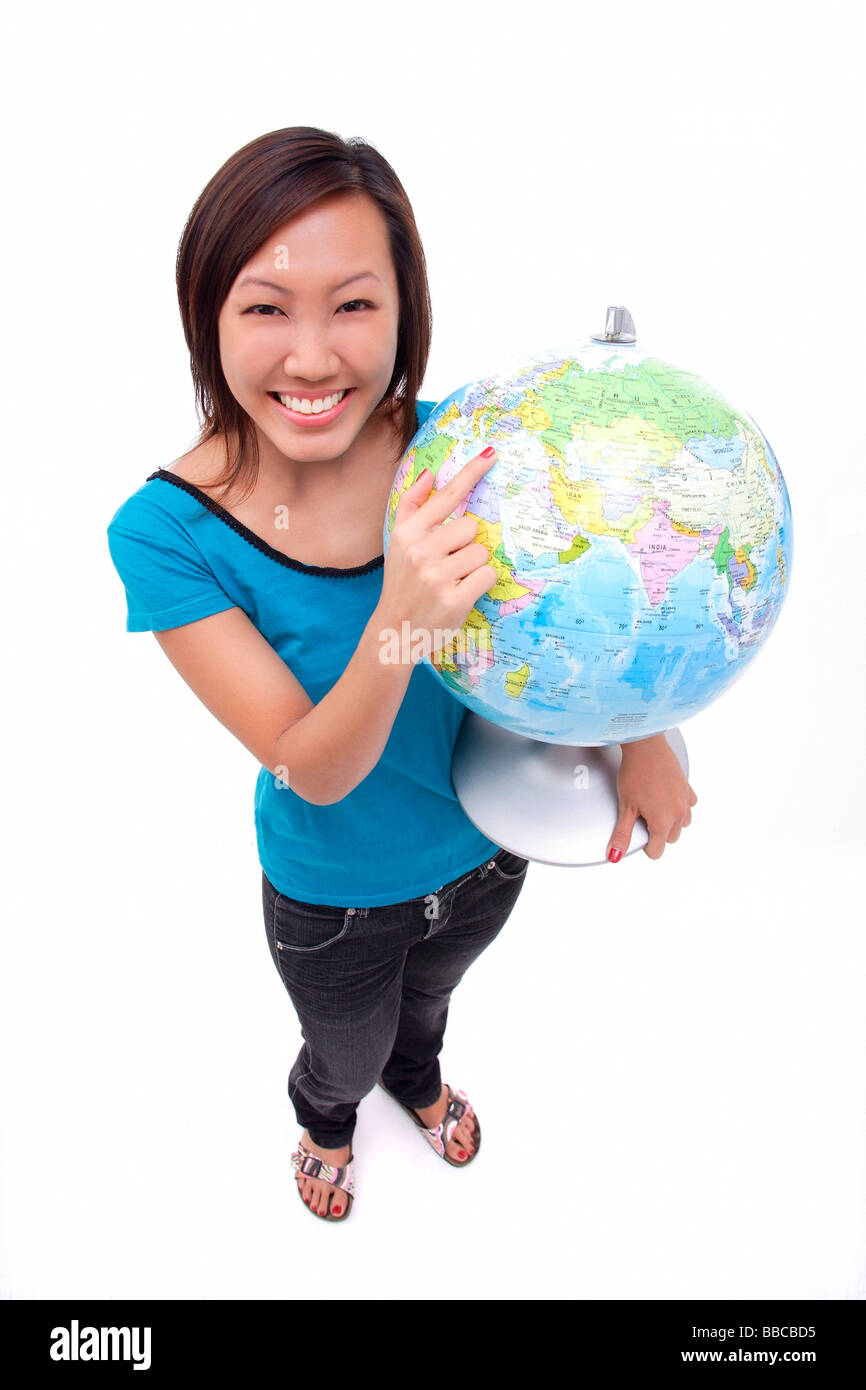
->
xmin=377 ymin=1079 xmax=480 ymax=1167
xmin=290 ymin=1142 xmax=355 ymax=1221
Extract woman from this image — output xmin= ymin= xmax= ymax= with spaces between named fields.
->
xmin=106 ymin=126 xmax=696 ymax=1223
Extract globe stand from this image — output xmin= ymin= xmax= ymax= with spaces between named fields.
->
xmin=450 ymin=711 xmax=690 ymax=867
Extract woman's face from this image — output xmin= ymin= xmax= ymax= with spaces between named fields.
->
xmin=218 ymin=190 xmax=401 ymax=467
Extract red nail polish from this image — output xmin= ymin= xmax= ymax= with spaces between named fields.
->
xmin=608 ymin=847 xmax=622 ymax=863
xmin=480 ymin=446 xmax=496 ymax=458
xmin=458 ymin=1150 xmax=467 ymax=1158
xmin=332 ymin=1205 xmax=342 ymax=1215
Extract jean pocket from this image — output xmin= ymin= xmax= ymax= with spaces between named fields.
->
xmin=489 ymin=847 xmax=530 ymax=881
xmin=272 ymin=894 xmax=356 ymax=953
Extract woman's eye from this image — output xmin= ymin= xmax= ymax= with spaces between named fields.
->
xmin=248 ymin=304 xmax=283 ymax=317
xmin=338 ymin=299 xmax=372 ymax=313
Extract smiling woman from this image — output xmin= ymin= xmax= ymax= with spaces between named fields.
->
xmin=216 ymin=192 xmax=400 ymax=467
xmin=174 ymin=127 xmax=432 ymax=509
xmin=105 ymin=125 xmax=514 ymax=1228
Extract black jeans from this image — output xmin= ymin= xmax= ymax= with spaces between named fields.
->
xmin=261 ymin=847 xmax=529 ymax=1148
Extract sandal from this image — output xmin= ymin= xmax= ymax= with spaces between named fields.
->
xmin=291 ymin=1142 xmax=355 ymax=1222
xmin=377 ymin=1079 xmax=481 ymax=1167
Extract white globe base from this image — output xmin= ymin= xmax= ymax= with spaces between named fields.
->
xmin=450 ymin=712 xmax=689 ymax=867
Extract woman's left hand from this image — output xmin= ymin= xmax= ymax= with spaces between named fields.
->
xmin=605 ymin=733 xmax=698 ymax=863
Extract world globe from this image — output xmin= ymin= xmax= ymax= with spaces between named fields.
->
xmin=383 ymin=313 xmax=793 ymax=751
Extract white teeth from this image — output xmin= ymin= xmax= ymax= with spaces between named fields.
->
xmin=276 ymin=389 xmax=348 ymax=414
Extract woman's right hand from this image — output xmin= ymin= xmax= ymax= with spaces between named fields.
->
xmin=378 ymin=447 xmax=499 ymax=656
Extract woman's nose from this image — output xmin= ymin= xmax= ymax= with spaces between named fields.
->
xmin=282 ymin=331 xmax=340 ymax=382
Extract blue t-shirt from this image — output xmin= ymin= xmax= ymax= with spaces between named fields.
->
xmin=106 ymin=400 xmax=500 ymax=906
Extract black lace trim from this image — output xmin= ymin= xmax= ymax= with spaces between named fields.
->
xmin=144 ymin=469 xmax=385 ymax=579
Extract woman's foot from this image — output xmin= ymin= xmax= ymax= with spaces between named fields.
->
xmin=413 ymin=1083 xmax=477 ymax=1163
xmin=294 ymin=1132 xmax=351 ymax=1219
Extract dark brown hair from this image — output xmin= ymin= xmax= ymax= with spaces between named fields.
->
xmin=175 ymin=126 xmax=433 ymax=504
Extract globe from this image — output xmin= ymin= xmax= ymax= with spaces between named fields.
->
xmin=383 ymin=324 xmax=793 ymax=751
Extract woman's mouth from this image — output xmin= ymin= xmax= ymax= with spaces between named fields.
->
xmin=268 ymin=387 xmax=355 ymax=426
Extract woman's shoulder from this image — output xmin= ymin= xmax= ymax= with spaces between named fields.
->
xmin=162 ymin=435 xmax=226 ymax=490
xmin=106 ymin=443 xmax=218 ymax=540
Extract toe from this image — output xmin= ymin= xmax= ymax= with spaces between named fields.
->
xmin=322 ymin=1184 xmax=346 ymax=1219
xmin=446 ymin=1114 xmax=476 ymax=1162
xmin=446 ymin=1127 xmax=470 ymax=1163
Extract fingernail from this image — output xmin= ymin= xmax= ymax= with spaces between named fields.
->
xmin=480 ymin=446 xmax=496 ymax=458
xmin=608 ymin=847 xmax=622 ymax=863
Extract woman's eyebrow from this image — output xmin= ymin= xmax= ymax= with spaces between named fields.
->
xmin=236 ymin=271 xmax=381 ymax=296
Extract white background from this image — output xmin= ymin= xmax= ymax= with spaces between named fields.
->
xmin=2 ymin=0 xmax=864 ymax=1301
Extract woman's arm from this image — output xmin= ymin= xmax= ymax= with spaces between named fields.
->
xmin=153 ymin=600 xmax=413 ymax=805
xmin=605 ymin=733 xmax=698 ymax=862
xmin=151 ymin=449 xmax=500 ymax=805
